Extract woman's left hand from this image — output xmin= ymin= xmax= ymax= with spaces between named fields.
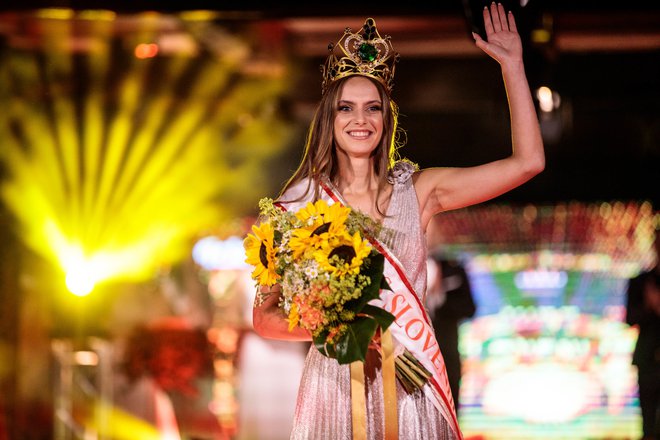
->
xmin=472 ymin=2 xmax=523 ymax=68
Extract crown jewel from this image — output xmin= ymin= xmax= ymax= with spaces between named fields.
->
xmin=321 ymin=18 xmax=399 ymax=95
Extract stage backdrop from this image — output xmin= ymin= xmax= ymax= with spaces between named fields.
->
xmin=457 ymin=265 xmax=640 ymax=440
xmin=425 ymin=201 xmax=655 ymax=439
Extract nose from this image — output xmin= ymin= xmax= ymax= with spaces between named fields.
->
xmin=354 ymin=109 xmax=367 ymax=124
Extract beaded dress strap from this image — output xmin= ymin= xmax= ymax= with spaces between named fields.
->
xmin=387 ymin=160 xmax=418 ymax=185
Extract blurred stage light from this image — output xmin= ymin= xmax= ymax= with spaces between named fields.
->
xmin=192 ymin=236 xmax=250 ymax=271
xmin=134 ymin=43 xmax=159 ymax=59
xmin=35 ymin=8 xmax=75 ymax=20
xmin=514 ymin=270 xmax=568 ymax=290
xmin=86 ymin=400 xmax=163 ymax=440
xmin=536 ymin=86 xmax=560 ymax=112
xmin=73 ymin=350 xmax=99 ymax=366
xmin=531 ymin=29 xmax=552 ymax=44
xmin=431 ymin=201 xmax=656 ymax=277
xmin=483 ymin=364 xmax=597 ymax=423
xmin=0 ymin=9 xmax=294 ymax=296
xmin=65 ymin=270 xmax=95 ymax=297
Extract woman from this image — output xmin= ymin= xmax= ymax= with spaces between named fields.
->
xmin=252 ymin=4 xmax=544 ymax=439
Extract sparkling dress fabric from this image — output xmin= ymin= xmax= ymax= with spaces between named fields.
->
xmin=290 ymin=161 xmax=457 ymax=440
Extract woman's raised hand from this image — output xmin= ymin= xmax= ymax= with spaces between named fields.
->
xmin=472 ymin=2 xmax=523 ymax=68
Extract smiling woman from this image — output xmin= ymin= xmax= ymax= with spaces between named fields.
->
xmin=333 ymin=78 xmax=385 ymax=161
xmin=250 ymin=8 xmax=544 ymax=440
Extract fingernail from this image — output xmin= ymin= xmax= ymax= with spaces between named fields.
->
xmin=471 ymin=32 xmax=477 ymax=40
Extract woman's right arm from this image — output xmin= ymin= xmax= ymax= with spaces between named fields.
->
xmin=253 ymin=285 xmax=312 ymax=341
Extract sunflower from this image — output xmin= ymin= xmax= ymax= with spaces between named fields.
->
xmin=286 ymin=302 xmax=300 ymax=332
xmin=313 ymin=231 xmax=372 ymax=277
xmin=244 ymin=222 xmax=280 ymax=286
xmin=288 ymin=200 xmax=351 ymax=259
xmin=296 ymin=199 xmax=351 ymax=226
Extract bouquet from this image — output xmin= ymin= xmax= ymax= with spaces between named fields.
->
xmin=243 ymin=197 xmax=395 ymax=364
xmin=244 ymin=197 xmax=433 ymax=393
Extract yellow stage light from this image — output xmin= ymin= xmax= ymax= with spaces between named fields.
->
xmin=86 ymin=400 xmax=163 ymax=440
xmin=0 ymin=10 xmax=295 ymax=297
xmin=65 ymin=271 xmax=96 ymax=297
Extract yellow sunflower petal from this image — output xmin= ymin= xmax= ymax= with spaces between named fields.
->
xmin=243 ymin=221 xmax=279 ymax=285
xmin=286 ymin=303 xmax=300 ymax=332
xmin=288 ymin=228 xmax=315 ymax=259
xmin=295 ymin=201 xmax=322 ymax=223
xmin=325 ymin=202 xmax=350 ymax=224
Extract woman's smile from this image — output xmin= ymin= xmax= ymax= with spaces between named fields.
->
xmin=333 ymin=76 xmax=384 ymax=158
xmin=347 ymin=130 xmax=372 ymax=140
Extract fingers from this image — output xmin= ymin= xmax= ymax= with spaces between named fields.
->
xmin=483 ymin=2 xmax=513 ymax=36
xmin=498 ymin=3 xmax=509 ymax=30
xmin=482 ymin=5 xmax=494 ymax=36
xmin=471 ymin=31 xmax=489 ymax=52
xmin=508 ymin=10 xmax=518 ymax=32
xmin=484 ymin=2 xmax=502 ymax=32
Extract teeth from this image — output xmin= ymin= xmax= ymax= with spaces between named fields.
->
xmin=349 ymin=131 xmax=369 ymax=137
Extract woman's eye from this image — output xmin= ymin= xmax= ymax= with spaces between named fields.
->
xmin=368 ymin=106 xmax=383 ymax=112
xmin=338 ymin=105 xmax=351 ymax=112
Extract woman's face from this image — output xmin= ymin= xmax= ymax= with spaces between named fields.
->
xmin=333 ymin=76 xmax=384 ymax=160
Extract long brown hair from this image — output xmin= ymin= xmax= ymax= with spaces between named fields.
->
xmin=279 ymin=76 xmax=403 ymax=216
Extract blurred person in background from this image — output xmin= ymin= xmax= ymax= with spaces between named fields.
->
xmin=426 ymin=253 xmax=476 ymax=416
xmin=626 ymin=226 xmax=660 ymax=440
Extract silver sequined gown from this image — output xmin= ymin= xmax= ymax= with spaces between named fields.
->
xmin=290 ymin=161 xmax=458 ymax=440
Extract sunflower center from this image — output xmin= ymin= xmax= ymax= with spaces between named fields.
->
xmin=259 ymin=243 xmax=269 ymax=267
xmin=329 ymin=245 xmax=356 ymax=264
xmin=311 ymin=222 xmax=331 ymax=236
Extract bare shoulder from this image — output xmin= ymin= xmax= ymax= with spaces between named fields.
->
xmin=412 ymin=167 xmax=453 ymax=202
xmin=413 ymin=167 xmax=448 ymax=187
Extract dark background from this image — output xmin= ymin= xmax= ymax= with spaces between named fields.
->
xmin=1 ymin=0 xmax=658 ymax=206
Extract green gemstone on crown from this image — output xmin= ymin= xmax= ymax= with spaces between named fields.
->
xmin=358 ymin=43 xmax=378 ymax=62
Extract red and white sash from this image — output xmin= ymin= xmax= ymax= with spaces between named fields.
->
xmin=277 ymin=178 xmax=463 ymax=439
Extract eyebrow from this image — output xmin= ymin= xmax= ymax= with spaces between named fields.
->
xmin=337 ymin=99 xmax=383 ymax=105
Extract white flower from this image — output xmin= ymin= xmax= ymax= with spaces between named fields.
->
xmin=303 ymin=261 xmax=320 ymax=279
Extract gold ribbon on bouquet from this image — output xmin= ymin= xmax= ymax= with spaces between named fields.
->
xmin=350 ymin=329 xmax=398 ymax=440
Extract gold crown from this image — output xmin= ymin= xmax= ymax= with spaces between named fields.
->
xmin=321 ymin=18 xmax=399 ymax=95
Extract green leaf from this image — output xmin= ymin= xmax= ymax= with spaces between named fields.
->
xmin=314 ymin=305 xmax=395 ymax=364
xmin=380 ymin=275 xmax=391 ymax=292
xmin=334 ymin=317 xmax=378 ymax=364
xmin=313 ymin=330 xmax=337 ymax=358
xmin=361 ymin=304 xmax=395 ymax=332
xmin=363 ymin=252 xmax=385 ymax=287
